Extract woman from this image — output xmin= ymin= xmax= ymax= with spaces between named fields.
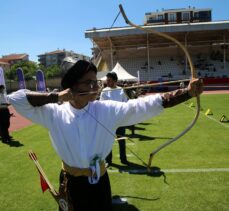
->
xmin=7 ymin=59 xmax=202 ymax=211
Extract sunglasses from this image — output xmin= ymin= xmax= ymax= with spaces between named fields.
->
xmin=71 ymin=80 xmax=103 ymax=93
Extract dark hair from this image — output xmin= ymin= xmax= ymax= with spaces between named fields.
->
xmin=61 ymin=60 xmax=97 ymax=89
xmin=0 ymin=85 xmax=5 ymax=90
xmin=106 ymin=72 xmax=118 ymax=82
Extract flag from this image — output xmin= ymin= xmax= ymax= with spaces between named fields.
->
xmin=16 ymin=68 xmax=26 ymax=89
xmin=0 ymin=67 xmax=6 ymax=86
xmin=36 ymin=70 xmax=46 ymax=92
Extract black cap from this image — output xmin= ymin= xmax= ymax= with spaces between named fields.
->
xmin=60 ymin=56 xmax=78 ymax=76
xmin=61 ymin=60 xmax=97 ymax=89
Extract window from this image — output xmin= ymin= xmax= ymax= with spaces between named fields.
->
xmin=158 ymin=14 xmax=164 ymax=20
xmin=182 ymin=12 xmax=190 ymax=21
xmin=193 ymin=11 xmax=211 ymax=21
xmin=149 ymin=15 xmax=157 ymax=20
xmin=168 ymin=13 xmax=176 ymax=22
xmin=194 ymin=12 xmax=199 ymax=19
xmin=198 ymin=11 xmax=211 ymax=20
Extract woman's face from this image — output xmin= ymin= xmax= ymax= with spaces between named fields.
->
xmin=70 ymin=71 xmax=101 ymax=108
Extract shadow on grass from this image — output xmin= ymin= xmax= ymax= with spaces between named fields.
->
xmin=125 ymin=133 xmax=156 ymax=141
xmin=138 ymin=122 xmax=152 ymax=126
xmin=114 ymin=194 xmax=159 ymax=201
xmin=112 ymin=195 xmax=140 ymax=211
xmin=109 ymin=163 xmax=168 ymax=184
xmin=8 ymin=139 xmax=24 ymax=147
xmin=112 ymin=192 xmax=160 ymax=210
xmin=126 ymin=133 xmax=173 ymax=141
xmin=0 ymin=138 xmax=24 ymax=147
xmin=147 ymin=167 xmax=168 ymax=182
xmin=127 ymin=126 xmax=146 ymax=131
xmin=110 ymin=161 xmax=146 ymax=171
xmin=112 ymin=203 xmax=139 ymax=211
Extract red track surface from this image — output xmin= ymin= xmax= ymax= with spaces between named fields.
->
xmin=203 ymin=90 xmax=229 ymax=95
xmin=9 ymin=106 xmax=32 ymax=132
xmin=8 ymin=89 xmax=229 ymax=132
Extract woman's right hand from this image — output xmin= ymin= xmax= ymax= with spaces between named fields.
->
xmin=58 ymin=88 xmax=73 ymax=102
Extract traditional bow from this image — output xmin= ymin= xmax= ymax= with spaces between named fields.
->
xmin=119 ymin=4 xmax=201 ymax=172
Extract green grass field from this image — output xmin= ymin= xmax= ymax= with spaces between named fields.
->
xmin=0 ymin=94 xmax=228 ymax=210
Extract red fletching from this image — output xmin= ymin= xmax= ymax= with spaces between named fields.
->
xmin=29 ymin=150 xmax=50 ymax=193
xmin=28 ymin=150 xmax=59 ymax=206
xmin=40 ymin=174 xmax=50 ymax=193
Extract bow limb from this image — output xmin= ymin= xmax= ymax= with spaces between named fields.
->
xmin=119 ymin=5 xmax=195 ymax=78
xmin=119 ymin=4 xmax=201 ymax=171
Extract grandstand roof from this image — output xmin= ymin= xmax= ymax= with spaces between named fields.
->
xmin=85 ymin=21 xmax=229 ymax=50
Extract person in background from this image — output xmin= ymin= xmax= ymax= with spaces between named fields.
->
xmin=180 ymin=81 xmax=185 ymax=89
xmin=124 ymin=83 xmax=139 ymax=136
xmin=0 ymin=85 xmax=12 ymax=143
xmin=6 ymin=58 xmax=203 ymax=211
xmin=100 ymin=72 xmax=129 ymax=166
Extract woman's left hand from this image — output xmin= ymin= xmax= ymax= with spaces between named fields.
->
xmin=187 ymin=78 xmax=203 ymax=97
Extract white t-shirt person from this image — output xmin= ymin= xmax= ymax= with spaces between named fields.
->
xmin=100 ymin=72 xmax=129 ymax=165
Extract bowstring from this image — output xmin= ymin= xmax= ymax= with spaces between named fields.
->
xmin=81 ymin=10 xmax=122 ymax=141
xmin=82 ymin=106 xmax=117 ymax=140
xmin=83 ymin=106 xmax=150 ymax=166
xmin=110 ymin=11 xmax=121 ymax=29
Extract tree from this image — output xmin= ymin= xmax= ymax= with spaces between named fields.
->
xmin=5 ymin=61 xmax=62 ymax=82
xmin=5 ymin=61 xmax=38 ymax=81
xmin=44 ymin=65 xmax=61 ymax=78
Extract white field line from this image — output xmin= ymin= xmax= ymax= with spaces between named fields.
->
xmin=184 ymin=103 xmax=229 ymax=129
xmin=115 ymin=154 xmax=134 ymax=157
xmin=108 ymin=168 xmax=229 ymax=174
xmin=113 ymin=142 xmax=135 ymax=146
xmin=204 ymin=114 xmax=229 ymax=128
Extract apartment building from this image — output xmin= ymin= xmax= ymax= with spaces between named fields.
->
xmin=144 ymin=6 xmax=211 ymax=25
xmin=0 ymin=53 xmax=29 ymax=69
xmin=38 ymin=49 xmax=90 ymax=67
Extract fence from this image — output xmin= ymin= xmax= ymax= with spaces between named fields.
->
xmin=5 ymin=77 xmax=62 ymax=93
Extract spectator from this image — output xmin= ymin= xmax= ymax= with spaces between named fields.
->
xmin=100 ymin=72 xmax=129 ymax=166
xmin=0 ymin=85 xmax=12 ymax=143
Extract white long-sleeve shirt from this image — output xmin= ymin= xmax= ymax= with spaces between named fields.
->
xmin=100 ymin=86 xmax=128 ymax=102
xmin=7 ymin=89 xmax=163 ymax=168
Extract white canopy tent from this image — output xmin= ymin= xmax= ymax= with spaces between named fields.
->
xmin=97 ymin=70 xmax=109 ymax=80
xmin=100 ymin=62 xmax=138 ymax=81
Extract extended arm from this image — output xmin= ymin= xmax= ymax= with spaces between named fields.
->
xmin=26 ymin=92 xmax=59 ymax=106
xmin=161 ymin=88 xmax=191 ymax=108
xmin=161 ymin=78 xmax=203 ymax=108
xmin=26 ymin=89 xmax=72 ymax=106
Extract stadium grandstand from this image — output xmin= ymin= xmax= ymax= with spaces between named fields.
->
xmin=85 ymin=6 xmax=229 ymax=90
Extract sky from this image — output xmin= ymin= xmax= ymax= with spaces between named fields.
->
xmin=1 ymin=0 xmax=228 ymax=62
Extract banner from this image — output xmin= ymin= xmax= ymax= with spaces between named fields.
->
xmin=16 ymin=68 xmax=26 ymax=89
xmin=36 ymin=69 xmax=46 ymax=92
xmin=0 ymin=67 xmax=6 ymax=87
